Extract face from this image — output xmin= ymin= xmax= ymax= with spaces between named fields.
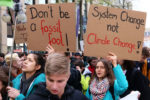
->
xmin=22 ymin=54 xmax=40 ymax=73
xmin=90 ymin=59 xmax=98 ymax=67
xmin=46 ymin=73 xmax=69 ymax=98
xmin=96 ymin=61 xmax=106 ymax=80
xmin=0 ymin=57 xmax=4 ymax=62
xmin=0 ymin=80 xmax=3 ymax=91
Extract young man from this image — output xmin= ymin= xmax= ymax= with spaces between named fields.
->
xmin=25 ymin=53 xmax=88 ymax=100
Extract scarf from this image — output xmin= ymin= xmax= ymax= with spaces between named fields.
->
xmin=90 ymin=78 xmax=109 ymax=100
xmin=88 ymin=66 xmax=95 ymax=74
xmin=20 ymin=71 xmax=41 ymax=96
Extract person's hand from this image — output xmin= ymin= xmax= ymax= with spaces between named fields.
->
xmin=76 ymin=66 xmax=81 ymax=73
xmin=7 ymin=86 xmax=20 ymax=99
xmin=106 ymin=52 xmax=117 ymax=67
xmin=46 ymin=44 xmax=55 ymax=55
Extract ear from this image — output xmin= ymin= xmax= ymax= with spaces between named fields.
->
xmin=36 ymin=65 xmax=41 ymax=71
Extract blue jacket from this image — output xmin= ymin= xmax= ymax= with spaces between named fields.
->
xmin=86 ymin=64 xmax=128 ymax=100
xmin=12 ymin=73 xmax=46 ymax=100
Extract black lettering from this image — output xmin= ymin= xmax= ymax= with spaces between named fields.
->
xmin=30 ymin=23 xmax=36 ymax=31
xmin=30 ymin=7 xmax=38 ymax=19
xmin=59 ymin=6 xmax=70 ymax=18
xmin=92 ymin=7 xmax=99 ymax=17
xmin=120 ymin=11 xmax=127 ymax=21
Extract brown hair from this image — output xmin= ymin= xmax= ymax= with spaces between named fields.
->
xmin=0 ymin=67 xmax=8 ymax=95
xmin=142 ymin=47 xmax=150 ymax=58
xmin=90 ymin=58 xmax=115 ymax=86
xmin=45 ymin=53 xmax=70 ymax=75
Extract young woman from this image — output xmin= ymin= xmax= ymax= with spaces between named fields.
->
xmin=86 ymin=52 xmax=128 ymax=100
xmin=7 ymin=53 xmax=46 ymax=100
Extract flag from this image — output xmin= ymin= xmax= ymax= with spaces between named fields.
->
xmin=0 ymin=0 xmax=13 ymax=8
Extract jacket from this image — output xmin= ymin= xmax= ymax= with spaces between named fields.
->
xmin=12 ymin=73 xmax=46 ymax=100
xmin=24 ymin=82 xmax=89 ymax=100
xmin=86 ymin=64 xmax=128 ymax=100
xmin=121 ymin=68 xmax=150 ymax=100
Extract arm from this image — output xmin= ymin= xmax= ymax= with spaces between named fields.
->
xmin=113 ymin=64 xmax=128 ymax=95
xmin=7 ymin=86 xmax=25 ymax=100
xmin=106 ymin=52 xmax=128 ymax=95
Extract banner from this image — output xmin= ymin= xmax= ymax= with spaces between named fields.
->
xmin=84 ymin=5 xmax=146 ymax=61
xmin=0 ymin=0 xmax=13 ymax=7
xmin=26 ymin=3 xmax=76 ymax=52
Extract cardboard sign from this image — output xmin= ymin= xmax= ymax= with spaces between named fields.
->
xmin=26 ymin=3 xmax=76 ymax=52
xmin=15 ymin=23 xmax=27 ymax=44
xmin=84 ymin=5 xmax=146 ymax=61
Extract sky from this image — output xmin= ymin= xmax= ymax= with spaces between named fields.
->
xmin=132 ymin=0 xmax=150 ymax=28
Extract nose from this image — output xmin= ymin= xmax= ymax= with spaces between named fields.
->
xmin=52 ymin=82 xmax=57 ymax=89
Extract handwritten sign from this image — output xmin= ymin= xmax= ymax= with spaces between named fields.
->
xmin=15 ymin=23 xmax=27 ymax=44
xmin=84 ymin=5 xmax=146 ymax=61
xmin=26 ymin=3 xmax=76 ymax=52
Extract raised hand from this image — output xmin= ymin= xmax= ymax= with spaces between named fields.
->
xmin=106 ymin=52 xmax=117 ymax=67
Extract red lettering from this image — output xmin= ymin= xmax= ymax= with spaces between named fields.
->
xmin=87 ymin=33 xmax=110 ymax=45
xmin=42 ymin=19 xmax=64 ymax=46
xmin=113 ymin=37 xmax=135 ymax=53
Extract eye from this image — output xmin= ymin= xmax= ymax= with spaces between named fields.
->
xmin=57 ymin=80 xmax=64 ymax=83
xmin=48 ymin=79 xmax=54 ymax=82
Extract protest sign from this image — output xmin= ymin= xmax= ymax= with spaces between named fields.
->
xmin=15 ymin=23 xmax=27 ymax=44
xmin=26 ymin=3 xmax=76 ymax=52
xmin=84 ymin=5 xmax=146 ymax=61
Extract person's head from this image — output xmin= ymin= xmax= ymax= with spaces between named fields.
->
xmin=0 ymin=53 xmax=5 ymax=62
xmin=74 ymin=52 xmax=82 ymax=59
xmin=74 ymin=59 xmax=84 ymax=72
xmin=5 ymin=53 xmax=20 ymax=69
xmin=88 ymin=57 xmax=98 ymax=67
xmin=45 ymin=53 xmax=70 ymax=98
xmin=0 ymin=67 xmax=8 ymax=94
xmin=94 ymin=58 xmax=115 ymax=86
xmin=122 ymin=60 xmax=136 ymax=70
xmin=141 ymin=47 xmax=150 ymax=62
xmin=22 ymin=53 xmax=45 ymax=74
xmin=18 ymin=52 xmax=27 ymax=68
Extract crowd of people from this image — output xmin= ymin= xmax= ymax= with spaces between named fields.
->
xmin=0 ymin=45 xmax=150 ymax=100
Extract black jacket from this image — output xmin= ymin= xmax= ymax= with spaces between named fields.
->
xmin=121 ymin=68 xmax=150 ymax=100
xmin=25 ymin=82 xmax=88 ymax=100
xmin=67 ymin=68 xmax=82 ymax=91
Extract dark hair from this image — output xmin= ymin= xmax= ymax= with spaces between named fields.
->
xmin=90 ymin=59 xmax=115 ymax=86
xmin=0 ymin=67 xmax=8 ymax=96
xmin=88 ymin=57 xmax=98 ymax=64
xmin=74 ymin=59 xmax=84 ymax=69
xmin=30 ymin=53 xmax=46 ymax=73
xmin=18 ymin=52 xmax=27 ymax=58
xmin=142 ymin=47 xmax=150 ymax=58
xmin=122 ymin=60 xmax=136 ymax=70
xmin=0 ymin=53 xmax=5 ymax=58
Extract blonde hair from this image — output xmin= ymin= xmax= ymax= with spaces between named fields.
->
xmin=5 ymin=53 xmax=19 ymax=65
xmin=45 ymin=53 xmax=70 ymax=75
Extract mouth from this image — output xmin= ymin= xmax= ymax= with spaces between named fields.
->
xmin=51 ymin=90 xmax=58 ymax=94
